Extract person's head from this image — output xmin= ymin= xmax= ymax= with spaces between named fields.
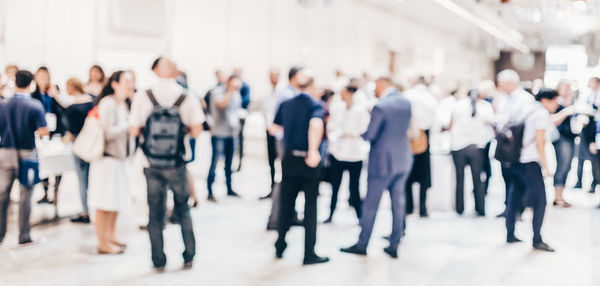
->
xmin=233 ymin=67 xmax=243 ymax=76
xmin=34 ymin=66 xmax=50 ymax=92
xmin=213 ymin=69 xmax=226 ymax=84
xmin=5 ymin=65 xmax=18 ymax=81
xmin=15 ymin=70 xmax=34 ymax=91
xmin=66 ymin=78 xmax=86 ymax=96
xmin=416 ymin=75 xmax=428 ymax=86
xmin=536 ymin=88 xmax=560 ymax=113
xmin=341 ymin=85 xmax=358 ymax=104
xmin=497 ymin=69 xmax=520 ymax=94
xmin=321 ymin=89 xmax=335 ymax=103
xmin=374 ymin=76 xmax=394 ymax=98
xmin=335 ymin=69 xmax=343 ymax=78
xmin=89 ymin=65 xmax=105 ymax=84
xmin=269 ymin=68 xmax=280 ymax=87
xmin=226 ymin=73 xmax=243 ymax=92
xmin=296 ymin=70 xmax=314 ymax=92
xmin=96 ymin=71 xmax=135 ymax=105
xmin=477 ymin=80 xmax=497 ymax=100
xmin=589 ymin=77 xmax=600 ymax=91
xmin=151 ymin=57 xmax=178 ymax=79
xmin=348 ymin=77 xmax=361 ymax=89
xmin=555 ymin=80 xmax=572 ymax=98
xmin=288 ymin=66 xmax=304 ymax=89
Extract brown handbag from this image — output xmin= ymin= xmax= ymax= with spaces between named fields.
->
xmin=410 ymin=130 xmax=428 ymax=155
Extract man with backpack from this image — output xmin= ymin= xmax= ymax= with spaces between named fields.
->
xmin=129 ymin=57 xmax=205 ymax=271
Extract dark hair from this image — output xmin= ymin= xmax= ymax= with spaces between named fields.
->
xmin=321 ymin=89 xmax=335 ymax=102
xmin=468 ymin=89 xmax=478 ymax=117
xmin=15 ymin=70 xmax=34 ymax=88
xmin=89 ymin=65 xmax=106 ymax=83
xmin=592 ymin=77 xmax=600 ymax=84
xmin=151 ymin=57 xmax=162 ymax=71
xmin=535 ymin=88 xmax=559 ymax=102
xmin=34 ymin=66 xmax=50 ymax=93
xmin=345 ymin=85 xmax=358 ymax=93
xmin=288 ymin=66 xmax=303 ymax=81
xmin=95 ymin=71 xmax=126 ymax=106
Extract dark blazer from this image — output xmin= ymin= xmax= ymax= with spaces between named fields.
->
xmin=362 ymin=90 xmax=413 ymax=178
xmin=31 ymin=88 xmax=67 ymax=135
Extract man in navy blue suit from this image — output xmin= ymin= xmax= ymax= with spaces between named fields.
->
xmin=340 ymin=76 xmax=413 ymax=258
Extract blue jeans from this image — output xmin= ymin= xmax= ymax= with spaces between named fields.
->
xmin=73 ymin=155 xmax=90 ymax=214
xmin=144 ymin=166 xmax=195 ymax=268
xmin=207 ymin=136 xmax=234 ymax=196
xmin=553 ymin=136 xmax=575 ymax=187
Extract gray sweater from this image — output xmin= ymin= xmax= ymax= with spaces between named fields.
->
xmin=97 ymin=97 xmax=129 ymax=160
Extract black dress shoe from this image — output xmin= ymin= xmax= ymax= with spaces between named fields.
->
xmin=340 ymin=245 xmax=367 ymax=256
xmin=323 ymin=217 xmax=333 ymax=224
xmin=275 ymin=241 xmax=287 ymax=258
xmin=507 ymin=236 xmax=522 ymax=243
xmin=154 ymin=266 xmax=166 ymax=273
xmin=383 ymin=247 xmax=398 ymax=258
xmin=419 ymin=212 xmax=429 ymax=218
xmin=227 ymin=191 xmax=240 ymax=197
xmin=533 ymin=242 xmax=555 ymax=252
xmin=183 ymin=261 xmax=193 ymax=270
xmin=207 ymin=195 xmax=217 ymax=202
xmin=70 ymin=215 xmax=90 ymax=224
xmin=37 ymin=197 xmax=51 ymax=204
xmin=303 ymin=255 xmax=330 ymax=265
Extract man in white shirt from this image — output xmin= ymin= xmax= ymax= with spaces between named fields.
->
xmin=262 ymin=68 xmax=284 ymax=199
xmin=494 ymin=69 xmax=534 ymax=217
xmin=129 ymin=57 xmax=204 ymax=271
xmin=505 ymin=88 xmax=557 ymax=252
xmin=403 ymin=76 xmax=437 ymax=217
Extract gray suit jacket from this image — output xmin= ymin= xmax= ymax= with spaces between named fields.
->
xmin=362 ymin=91 xmax=413 ymax=178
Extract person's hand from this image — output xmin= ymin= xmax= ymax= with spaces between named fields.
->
xmin=591 ymin=143 xmax=598 ymax=155
xmin=48 ymin=85 xmax=58 ymax=98
xmin=542 ymin=168 xmax=552 ymax=178
xmin=562 ymin=105 xmax=577 ymax=116
xmin=305 ymin=149 xmax=321 ymax=168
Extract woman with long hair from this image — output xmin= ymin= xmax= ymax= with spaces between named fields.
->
xmin=88 ymin=71 xmax=134 ymax=254
xmin=86 ymin=65 xmax=106 ymax=97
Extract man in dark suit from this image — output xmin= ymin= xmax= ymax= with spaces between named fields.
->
xmin=340 ymin=76 xmax=413 ymax=258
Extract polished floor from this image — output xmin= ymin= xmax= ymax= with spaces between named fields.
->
xmin=1 ymin=115 xmax=599 ymax=286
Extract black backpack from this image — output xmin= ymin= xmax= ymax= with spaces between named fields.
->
xmin=494 ymin=110 xmax=535 ymax=163
xmin=142 ymin=90 xmax=187 ymax=169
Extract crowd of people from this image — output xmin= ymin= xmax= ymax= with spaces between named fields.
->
xmin=1 ymin=56 xmax=600 ymax=270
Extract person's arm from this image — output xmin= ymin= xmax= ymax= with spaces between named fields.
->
xmin=362 ymin=106 xmax=384 ymax=142
xmin=268 ymin=101 xmax=285 ymax=136
xmin=37 ymin=127 xmax=50 ymax=138
xmin=305 ymin=118 xmax=324 ymax=168
xmin=215 ymin=90 xmax=234 ymax=109
xmin=535 ymin=129 xmax=550 ymax=177
xmin=551 ymin=105 xmax=575 ymax=126
xmin=99 ymin=100 xmax=128 ymax=141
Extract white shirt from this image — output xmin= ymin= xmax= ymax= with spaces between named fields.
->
xmin=450 ymin=98 xmax=494 ymax=151
xmin=494 ymin=87 xmax=534 ymax=127
xmin=404 ymin=84 xmax=438 ymax=130
xmin=327 ymin=99 xmax=370 ymax=162
xmin=262 ymin=84 xmax=285 ymax=126
xmin=520 ymin=102 xmax=553 ymax=163
xmin=129 ymin=78 xmax=205 ymax=129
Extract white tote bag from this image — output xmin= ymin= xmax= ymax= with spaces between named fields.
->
xmin=73 ymin=108 xmax=104 ymax=162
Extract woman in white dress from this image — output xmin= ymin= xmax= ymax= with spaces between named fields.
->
xmin=88 ymin=70 xmax=134 ymax=254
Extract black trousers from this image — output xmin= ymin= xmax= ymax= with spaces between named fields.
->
xmin=266 ymin=131 xmax=278 ymax=189
xmin=328 ymin=155 xmax=362 ymax=219
xmin=482 ymin=142 xmax=492 ymax=194
xmin=451 ymin=145 xmax=485 ymax=215
xmin=277 ymin=154 xmax=319 ymax=258
xmin=237 ymin=118 xmax=246 ymax=169
xmin=506 ymin=162 xmax=547 ymax=245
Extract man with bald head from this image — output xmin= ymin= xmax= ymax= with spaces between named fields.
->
xmin=271 ymin=70 xmax=329 ymax=265
xmin=341 ymin=76 xmax=412 ymax=258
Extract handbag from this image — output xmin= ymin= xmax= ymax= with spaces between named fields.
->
xmin=73 ymin=106 xmax=104 ymax=162
xmin=410 ymin=130 xmax=428 ymax=155
xmin=18 ymin=158 xmax=40 ymax=187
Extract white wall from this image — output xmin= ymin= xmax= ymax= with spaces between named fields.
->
xmin=0 ymin=0 xmax=495 ymax=99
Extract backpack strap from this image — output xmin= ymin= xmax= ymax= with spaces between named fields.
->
xmin=146 ymin=89 xmax=160 ymax=108
xmin=173 ymin=93 xmax=187 ymax=108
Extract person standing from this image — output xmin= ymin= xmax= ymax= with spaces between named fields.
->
xmin=234 ymin=67 xmax=250 ymax=172
xmin=494 ymin=69 xmax=535 ymax=217
xmin=448 ymin=89 xmax=494 ymax=216
xmin=88 ymin=71 xmax=134 ymax=254
xmin=404 ymin=76 xmax=437 ymax=217
xmin=340 ymin=76 xmax=412 ymax=258
xmin=323 ymin=85 xmax=370 ymax=223
xmin=32 ymin=66 xmax=64 ymax=205
xmin=262 ymin=68 xmax=283 ymax=198
xmin=129 ymin=57 xmax=204 ymax=271
xmin=271 ymin=71 xmax=329 ymax=265
xmin=206 ymin=74 xmax=243 ymax=201
xmin=575 ymin=78 xmax=600 ymax=192
xmin=505 ymin=88 xmax=558 ymax=252
xmin=0 ymin=70 xmax=49 ymax=246
xmin=62 ymin=78 xmax=95 ymax=223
